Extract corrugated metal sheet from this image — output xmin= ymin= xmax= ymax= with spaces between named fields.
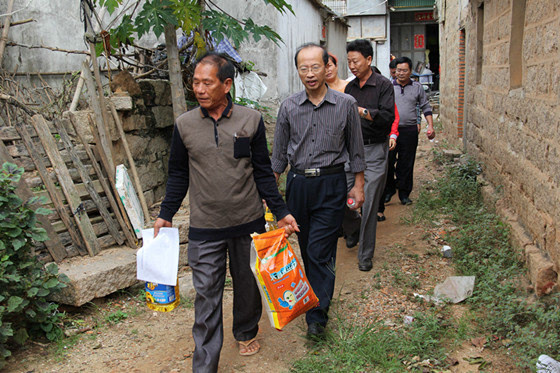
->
xmin=389 ymin=0 xmax=435 ymax=9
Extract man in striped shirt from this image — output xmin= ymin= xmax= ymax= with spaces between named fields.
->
xmin=271 ymin=43 xmax=366 ymax=339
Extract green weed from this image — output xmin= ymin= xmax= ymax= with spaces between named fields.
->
xmin=411 ymin=155 xmax=560 ymax=369
xmin=180 ymin=296 xmax=195 ymax=309
xmin=291 ymin=310 xmax=453 ymax=372
xmin=105 ymin=311 xmax=128 ymax=324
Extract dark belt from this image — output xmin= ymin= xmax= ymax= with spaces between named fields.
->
xmin=363 ymin=138 xmax=382 ymax=145
xmin=290 ymin=164 xmax=345 ymax=177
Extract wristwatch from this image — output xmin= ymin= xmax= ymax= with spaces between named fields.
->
xmin=361 ymin=108 xmax=369 ymax=119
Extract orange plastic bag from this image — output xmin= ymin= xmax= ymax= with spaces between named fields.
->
xmin=250 ymin=228 xmax=319 ymax=330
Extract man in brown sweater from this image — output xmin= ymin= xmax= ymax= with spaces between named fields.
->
xmin=154 ymin=53 xmax=298 ymax=373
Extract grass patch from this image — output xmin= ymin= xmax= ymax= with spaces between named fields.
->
xmin=290 ymin=310 xmax=454 ymax=372
xmin=411 ymin=155 xmax=560 ymax=369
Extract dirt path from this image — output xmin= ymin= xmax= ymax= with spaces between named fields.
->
xmin=5 ymin=135 xmax=518 ymax=372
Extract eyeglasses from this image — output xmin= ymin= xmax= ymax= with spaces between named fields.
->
xmin=298 ymin=65 xmax=322 ymax=74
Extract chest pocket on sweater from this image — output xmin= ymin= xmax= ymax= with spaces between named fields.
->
xmin=234 ymin=136 xmax=251 ymax=158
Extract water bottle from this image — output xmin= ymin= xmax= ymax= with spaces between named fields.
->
xmin=264 ymin=207 xmax=279 ymax=231
xmin=347 ymin=198 xmax=356 ymax=208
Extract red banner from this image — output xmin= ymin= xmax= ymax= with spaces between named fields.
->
xmin=415 ymin=12 xmax=434 ymax=22
xmin=414 ymin=34 xmax=425 ymax=49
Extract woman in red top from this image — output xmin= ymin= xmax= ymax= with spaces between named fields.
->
xmin=377 ymin=105 xmax=399 ymax=221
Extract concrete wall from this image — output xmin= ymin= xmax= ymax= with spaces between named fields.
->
xmin=438 ymin=0 xmax=560 ymax=293
xmin=215 ymin=0 xmax=348 ymax=102
xmin=2 ymin=0 xmax=346 ymax=103
xmin=0 ymin=0 xmax=159 ymax=82
xmin=327 ymin=17 xmax=350 ymax=79
xmin=346 ymin=15 xmax=391 ymax=77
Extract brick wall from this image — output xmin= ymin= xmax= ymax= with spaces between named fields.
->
xmin=438 ymin=0 xmax=560 ymax=293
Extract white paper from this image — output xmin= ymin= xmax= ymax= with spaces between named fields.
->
xmin=136 ymin=228 xmax=179 ymax=286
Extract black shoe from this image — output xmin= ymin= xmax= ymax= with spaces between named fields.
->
xmin=307 ymin=323 xmax=325 ymax=340
xmin=401 ymin=197 xmax=413 ymax=205
xmin=345 ymin=233 xmax=359 ymax=248
xmin=358 ymin=258 xmax=373 ymax=272
xmin=384 ymin=192 xmax=394 ymax=203
xmin=377 ymin=213 xmax=386 ymax=222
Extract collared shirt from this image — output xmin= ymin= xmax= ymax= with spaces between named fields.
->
xmin=393 ymin=79 xmax=433 ymax=127
xmin=271 ymin=87 xmax=365 ymax=174
xmin=159 ymin=96 xmax=290 ymax=240
xmin=345 ymin=68 xmax=395 ymax=143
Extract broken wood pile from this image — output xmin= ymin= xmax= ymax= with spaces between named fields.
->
xmin=0 ymin=66 xmax=141 ymax=264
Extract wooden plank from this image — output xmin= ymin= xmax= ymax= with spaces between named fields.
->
xmin=82 ymin=60 xmax=115 ymax=181
xmin=7 ymin=142 xmax=89 ymax=163
xmin=0 ymin=124 xmax=57 ymax=141
xmin=0 ymin=126 xmax=20 ymax=140
xmin=25 ymin=165 xmax=96 ymax=189
xmin=0 ymin=141 xmax=67 ymax=262
xmin=30 ymin=114 xmax=101 ymax=256
xmin=87 ymin=114 xmax=137 ymax=241
xmin=53 ymin=118 xmax=124 ymax=246
xmin=13 ymin=118 xmax=88 ymax=256
xmin=110 ymin=102 xmax=150 ymax=225
xmin=34 ymin=179 xmax=105 ymax=203
xmin=69 ymin=114 xmax=137 ymax=247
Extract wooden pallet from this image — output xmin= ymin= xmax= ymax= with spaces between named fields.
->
xmin=0 ymin=106 xmax=137 ymax=263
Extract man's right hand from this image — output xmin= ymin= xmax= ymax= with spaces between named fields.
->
xmin=154 ymin=218 xmax=172 ymax=237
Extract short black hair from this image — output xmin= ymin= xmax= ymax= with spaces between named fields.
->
xmin=394 ymin=56 xmax=413 ymax=71
xmin=196 ymin=52 xmax=235 ymax=82
xmin=294 ymin=43 xmax=329 ymax=67
xmin=389 ymin=59 xmax=398 ymax=69
xmin=346 ymin=39 xmax=373 ymax=59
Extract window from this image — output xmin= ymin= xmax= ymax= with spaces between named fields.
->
xmin=476 ymin=3 xmax=484 ymax=84
xmin=509 ymin=0 xmax=526 ymax=89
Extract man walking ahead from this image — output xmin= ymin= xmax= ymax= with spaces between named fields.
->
xmin=272 ymin=43 xmax=365 ymax=339
xmin=154 ymin=52 xmax=298 ymax=373
xmin=343 ymin=39 xmax=395 ymax=272
xmin=384 ymin=56 xmax=435 ymax=206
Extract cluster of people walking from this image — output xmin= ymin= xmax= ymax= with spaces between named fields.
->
xmin=153 ymin=38 xmax=435 ymax=372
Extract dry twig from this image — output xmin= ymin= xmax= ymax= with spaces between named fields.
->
xmin=6 ymin=42 xmax=90 ymax=55
xmin=0 ymin=93 xmax=36 ymax=116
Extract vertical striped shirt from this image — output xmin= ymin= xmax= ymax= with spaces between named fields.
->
xmin=271 ymin=87 xmax=366 ymax=174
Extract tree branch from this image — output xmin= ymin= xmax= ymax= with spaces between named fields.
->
xmin=0 ymin=18 xmax=34 ymax=28
xmin=0 ymin=93 xmax=37 ymax=116
xmin=6 ymin=42 xmax=90 ymax=55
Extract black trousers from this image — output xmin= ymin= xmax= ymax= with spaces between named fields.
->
xmin=285 ymin=170 xmax=346 ymax=327
xmin=385 ymin=126 xmax=419 ymax=201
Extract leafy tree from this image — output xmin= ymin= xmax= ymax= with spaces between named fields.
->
xmin=0 ymin=162 xmax=68 ymax=368
xmin=91 ymin=0 xmax=293 ymax=117
xmin=93 ymin=0 xmax=294 ymax=56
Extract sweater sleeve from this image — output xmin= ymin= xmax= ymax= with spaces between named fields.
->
xmin=158 ymin=124 xmax=190 ymax=222
xmin=390 ymin=104 xmax=399 ymax=139
xmin=251 ymin=117 xmax=290 ymax=220
xmin=418 ymin=85 xmax=433 ymax=117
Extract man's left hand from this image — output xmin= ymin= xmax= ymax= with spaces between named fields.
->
xmin=389 ymin=138 xmax=397 ymax=151
xmin=427 ymin=126 xmax=436 ymax=139
xmin=277 ymin=214 xmax=299 ymax=237
xmin=348 ymin=185 xmax=365 ymax=210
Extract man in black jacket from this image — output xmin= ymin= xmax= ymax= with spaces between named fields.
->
xmin=343 ymin=39 xmax=395 ymax=272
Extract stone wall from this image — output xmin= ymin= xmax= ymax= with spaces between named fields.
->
xmin=437 ymin=0 xmax=560 ymax=293
xmin=67 ymin=79 xmax=174 ymax=209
